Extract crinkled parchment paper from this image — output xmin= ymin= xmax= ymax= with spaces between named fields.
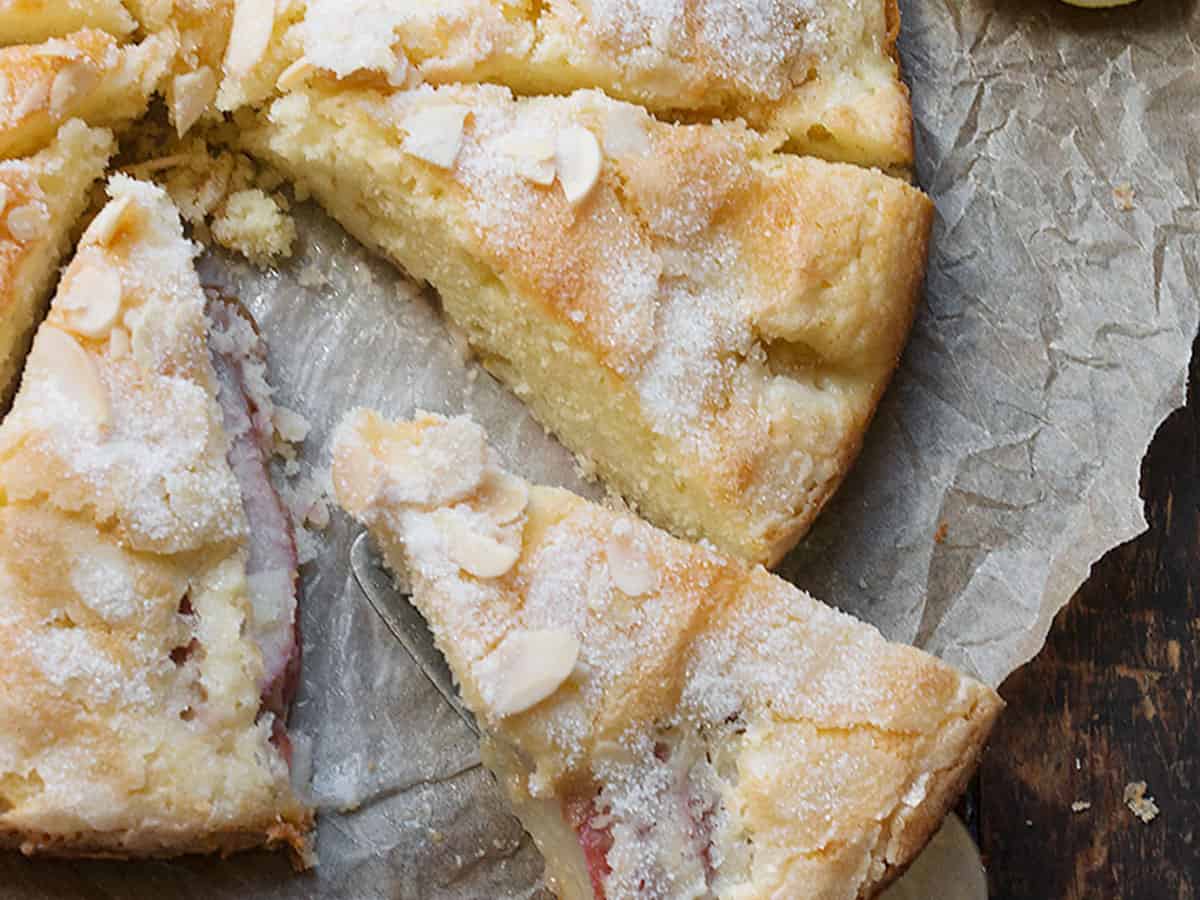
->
xmin=6 ymin=1 xmax=1199 ymax=896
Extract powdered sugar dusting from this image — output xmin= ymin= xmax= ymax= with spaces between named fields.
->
xmin=2 ymin=176 xmax=246 ymax=554
xmin=382 ymin=86 xmax=793 ymax=479
xmin=335 ymin=413 xmax=995 ymax=898
xmin=581 ymin=0 xmax=829 ymax=101
xmin=300 ymin=0 xmax=531 ymax=82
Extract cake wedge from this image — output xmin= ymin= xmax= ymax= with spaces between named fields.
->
xmin=0 ymin=27 xmax=175 ymax=160
xmin=0 ymin=176 xmax=311 ymax=861
xmin=247 ymin=81 xmax=932 ymax=565
xmin=216 ymin=0 xmax=914 ymax=168
xmin=332 ymin=409 xmax=1003 ymax=900
xmin=0 ymin=117 xmax=113 ymax=406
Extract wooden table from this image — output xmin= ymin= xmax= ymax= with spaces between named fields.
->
xmin=978 ymin=337 xmax=1199 ymax=897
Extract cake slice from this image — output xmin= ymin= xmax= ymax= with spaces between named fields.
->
xmin=247 ymin=82 xmax=932 ymax=565
xmin=220 ymin=0 xmax=913 ymax=168
xmin=332 ymin=410 xmax=1002 ymax=900
xmin=0 ymin=117 xmax=113 ymax=406
xmin=0 ymin=0 xmax=137 ymax=45
xmin=0 ymin=176 xmax=311 ymax=861
xmin=0 ymin=27 xmax=174 ymax=159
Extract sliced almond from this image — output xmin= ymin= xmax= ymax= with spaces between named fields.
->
xmin=171 ymin=67 xmax=217 ymax=137
xmin=442 ymin=515 xmax=520 ymax=578
xmin=82 ymin=195 xmax=135 ymax=247
xmin=476 ymin=468 xmax=529 ymax=524
xmin=275 ymin=57 xmax=314 ymax=92
xmin=477 ymin=628 xmax=580 ymax=718
xmin=386 ymin=53 xmax=411 ymax=89
xmin=30 ymin=41 xmax=81 ymax=60
xmin=224 ymin=0 xmax=275 ymax=76
xmin=0 ymin=184 xmax=9 ymax=219
xmin=50 ymin=61 xmax=99 ymax=118
xmin=13 ymin=77 xmax=50 ymax=120
xmin=58 ymin=261 xmax=123 ymax=338
xmin=555 ymin=126 xmax=603 ymax=206
xmin=605 ymin=523 xmax=658 ymax=597
xmin=402 ymin=104 xmax=469 ymax=169
xmin=6 ymin=202 xmax=49 ymax=242
xmin=496 ymin=129 xmax=556 ymax=186
xmin=36 ymin=326 xmax=110 ymax=426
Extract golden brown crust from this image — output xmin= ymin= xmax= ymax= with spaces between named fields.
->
xmin=0 ymin=118 xmax=113 ymax=407
xmin=0 ymin=177 xmax=311 ymax=862
xmin=246 ymin=81 xmax=932 ymax=564
xmin=332 ymin=410 xmax=1003 ymax=900
xmin=0 ymin=812 xmax=314 ymax=863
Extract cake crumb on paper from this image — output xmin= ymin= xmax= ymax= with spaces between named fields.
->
xmin=1112 ymin=183 xmax=1135 ymax=211
xmin=1071 ymin=800 xmax=1091 ymax=813
xmin=1123 ymin=781 xmax=1159 ymax=823
xmin=211 ymin=188 xmax=297 ymax=266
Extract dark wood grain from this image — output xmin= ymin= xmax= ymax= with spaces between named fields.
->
xmin=979 ymin=335 xmax=1200 ymax=899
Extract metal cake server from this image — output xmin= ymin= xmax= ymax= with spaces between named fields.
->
xmin=349 ymin=531 xmax=480 ymax=737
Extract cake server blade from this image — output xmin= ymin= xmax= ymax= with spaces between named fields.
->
xmin=349 ymin=531 xmax=480 ymax=737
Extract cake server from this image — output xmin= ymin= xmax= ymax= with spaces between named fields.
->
xmin=349 ymin=531 xmax=480 ymax=737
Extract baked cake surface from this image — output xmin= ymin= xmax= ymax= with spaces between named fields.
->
xmin=247 ymin=81 xmax=932 ymax=565
xmin=0 ymin=0 xmax=137 ymax=45
xmin=332 ymin=410 xmax=1002 ymax=900
xmin=0 ymin=117 xmax=113 ymax=406
xmin=212 ymin=0 xmax=912 ymax=167
xmin=0 ymin=27 xmax=174 ymax=159
xmin=0 ymin=176 xmax=311 ymax=861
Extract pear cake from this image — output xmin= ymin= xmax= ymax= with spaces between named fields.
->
xmin=0 ymin=118 xmax=114 ymax=406
xmin=0 ymin=0 xmax=958 ymax=882
xmin=332 ymin=410 xmax=1003 ymax=900
xmin=246 ymin=81 xmax=932 ymax=564
xmin=0 ymin=176 xmax=311 ymax=861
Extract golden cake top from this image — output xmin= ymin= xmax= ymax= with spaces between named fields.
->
xmin=0 ymin=177 xmax=308 ymax=858
xmin=0 ymin=118 xmax=114 ymax=401
xmin=333 ymin=409 xmax=1002 ymax=899
xmin=214 ymin=0 xmax=911 ymax=166
xmin=257 ymin=80 xmax=930 ymax=562
xmin=0 ymin=27 xmax=174 ymax=159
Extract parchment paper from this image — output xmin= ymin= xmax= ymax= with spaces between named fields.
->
xmin=6 ymin=0 xmax=1199 ymax=896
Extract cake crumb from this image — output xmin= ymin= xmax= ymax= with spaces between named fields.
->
xmin=1123 ymin=781 xmax=1159 ymax=823
xmin=274 ymin=406 xmax=312 ymax=444
xmin=297 ymin=262 xmax=329 ymax=288
xmin=1112 ymin=183 xmax=1135 ymax=212
xmin=1071 ymin=800 xmax=1091 ymax=813
xmin=211 ymin=189 xmax=297 ymax=267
